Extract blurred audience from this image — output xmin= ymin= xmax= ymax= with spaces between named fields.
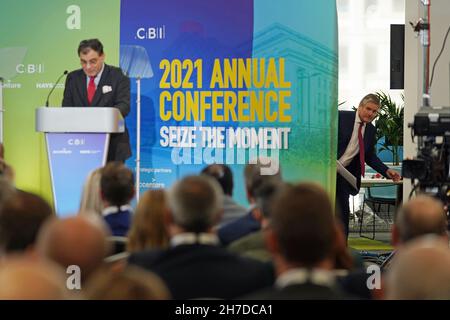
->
xmin=385 ymin=235 xmax=450 ymax=299
xmin=0 ymin=256 xmax=69 ymax=299
xmin=127 ymin=189 xmax=169 ymax=253
xmin=228 ymin=181 xmax=284 ymax=262
xmin=244 ymin=182 xmax=349 ymax=299
xmin=0 ymin=143 xmax=15 ymax=183
xmin=218 ymin=161 xmax=282 ymax=246
xmin=380 ymin=194 xmax=449 ymax=271
xmin=36 ymin=216 xmax=111 ymax=284
xmin=201 ymin=164 xmax=246 ymax=227
xmin=79 ymin=167 xmax=103 ymax=216
xmin=0 ymin=190 xmax=53 ymax=257
xmin=392 ymin=195 xmax=448 ymax=246
xmin=100 ymin=162 xmax=135 ymax=237
xmin=0 ymin=177 xmax=15 ymax=208
xmin=128 ymin=175 xmax=274 ymax=299
xmin=84 ymin=265 xmax=170 ymax=300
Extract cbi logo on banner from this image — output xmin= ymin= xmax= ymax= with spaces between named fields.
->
xmin=16 ymin=64 xmax=45 ymax=74
xmin=136 ymin=25 xmax=166 ymax=40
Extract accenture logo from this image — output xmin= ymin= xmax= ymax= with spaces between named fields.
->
xmin=135 ymin=25 xmax=166 ymax=40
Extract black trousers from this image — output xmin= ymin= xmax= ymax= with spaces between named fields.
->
xmin=335 ymin=175 xmax=355 ymax=240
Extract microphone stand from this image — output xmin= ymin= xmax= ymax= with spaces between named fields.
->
xmin=45 ymin=71 xmax=68 ymax=107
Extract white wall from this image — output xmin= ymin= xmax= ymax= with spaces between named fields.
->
xmin=337 ymin=0 xmax=405 ymax=109
xmin=404 ymin=0 xmax=450 ymax=200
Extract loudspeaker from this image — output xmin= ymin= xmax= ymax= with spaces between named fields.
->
xmin=390 ymin=24 xmax=405 ymax=89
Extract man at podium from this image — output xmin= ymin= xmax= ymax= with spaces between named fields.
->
xmin=62 ymin=38 xmax=131 ymax=162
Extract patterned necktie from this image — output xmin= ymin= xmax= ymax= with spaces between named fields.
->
xmin=87 ymin=76 xmax=96 ymax=105
xmin=358 ymin=122 xmax=365 ymax=177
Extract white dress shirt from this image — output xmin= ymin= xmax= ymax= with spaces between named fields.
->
xmin=275 ymin=268 xmax=336 ymax=289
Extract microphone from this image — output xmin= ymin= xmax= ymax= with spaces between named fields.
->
xmin=45 ymin=70 xmax=68 ymax=107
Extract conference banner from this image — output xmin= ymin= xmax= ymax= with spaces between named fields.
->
xmin=1 ymin=0 xmax=337 ymax=212
xmin=120 ymin=0 xmax=338 ymax=205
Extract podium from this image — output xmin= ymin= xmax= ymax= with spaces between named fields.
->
xmin=36 ymin=107 xmax=124 ymax=217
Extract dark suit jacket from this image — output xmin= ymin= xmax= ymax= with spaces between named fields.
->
xmin=337 ymin=111 xmax=389 ymax=195
xmin=218 ymin=211 xmax=260 ymax=246
xmin=62 ymin=64 xmax=132 ymax=162
xmin=103 ymin=208 xmax=132 ymax=237
xmin=128 ymin=244 xmax=274 ymax=299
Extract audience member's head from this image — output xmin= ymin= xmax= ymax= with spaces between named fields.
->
xmin=0 ymin=159 xmax=15 ymax=183
xmin=36 ymin=216 xmax=110 ymax=283
xmin=393 ymin=195 xmax=448 ymax=246
xmin=79 ymin=168 xmax=103 ymax=215
xmin=127 ymin=189 xmax=170 ymax=252
xmin=267 ymin=182 xmax=336 ymax=270
xmin=0 ymin=190 xmax=53 ymax=255
xmin=0 ymin=142 xmax=13 ymax=182
xmin=332 ymin=221 xmax=355 ymax=270
xmin=244 ymin=160 xmax=282 ymax=204
xmin=100 ymin=162 xmax=135 ymax=207
xmin=0 ymin=177 xmax=15 ymax=207
xmin=166 ymin=175 xmax=223 ymax=234
xmin=201 ymin=164 xmax=234 ymax=196
xmin=385 ymin=235 xmax=450 ymax=299
xmin=84 ymin=265 xmax=170 ymax=300
xmin=0 ymin=256 xmax=69 ymax=299
xmin=253 ymin=181 xmax=285 ymax=227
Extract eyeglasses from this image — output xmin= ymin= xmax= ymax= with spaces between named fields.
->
xmin=80 ymin=59 xmax=100 ymax=67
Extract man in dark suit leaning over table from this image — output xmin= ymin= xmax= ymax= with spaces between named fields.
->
xmin=336 ymin=93 xmax=401 ymax=238
xmin=62 ymin=38 xmax=131 ymax=162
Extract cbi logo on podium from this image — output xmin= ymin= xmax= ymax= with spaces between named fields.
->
xmin=68 ymin=139 xmax=85 ymax=146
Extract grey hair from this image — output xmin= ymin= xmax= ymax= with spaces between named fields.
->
xmin=358 ymin=93 xmax=380 ymax=108
xmin=396 ymin=195 xmax=448 ymax=243
xmin=167 ymin=175 xmax=223 ymax=232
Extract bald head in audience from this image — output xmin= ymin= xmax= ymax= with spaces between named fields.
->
xmin=385 ymin=236 xmax=450 ymax=300
xmin=392 ymin=195 xmax=448 ymax=246
xmin=37 ymin=216 xmax=110 ymax=283
xmin=0 ymin=257 xmax=68 ymax=299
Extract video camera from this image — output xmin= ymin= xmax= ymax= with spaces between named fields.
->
xmin=403 ymin=106 xmax=450 ymax=205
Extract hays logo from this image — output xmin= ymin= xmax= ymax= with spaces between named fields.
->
xmin=136 ymin=25 xmax=166 ymax=40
